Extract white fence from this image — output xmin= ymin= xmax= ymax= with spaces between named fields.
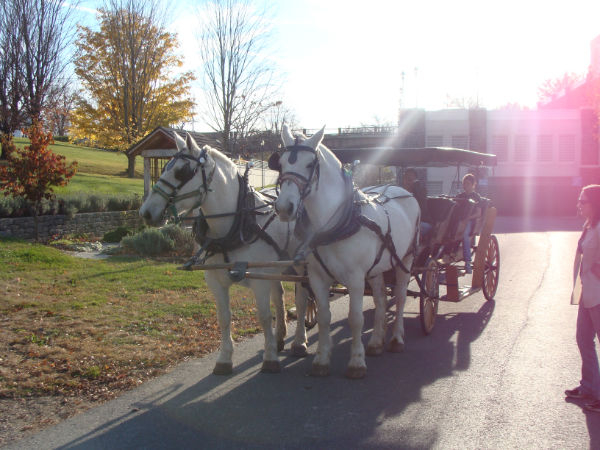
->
xmin=235 ymin=161 xmax=279 ymax=188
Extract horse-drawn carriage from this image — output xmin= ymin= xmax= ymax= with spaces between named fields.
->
xmin=139 ymin=126 xmax=499 ymax=378
xmin=330 ymin=146 xmax=500 ymax=335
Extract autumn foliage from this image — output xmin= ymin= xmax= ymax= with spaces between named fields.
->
xmin=71 ymin=6 xmax=195 ymax=155
xmin=0 ymin=121 xmax=77 ymax=227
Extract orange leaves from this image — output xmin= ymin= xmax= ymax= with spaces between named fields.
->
xmin=0 ymin=122 xmax=77 ymax=207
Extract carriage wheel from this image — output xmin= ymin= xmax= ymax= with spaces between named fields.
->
xmin=304 ymin=295 xmax=317 ymax=330
xmin=482 ymin=235 xmax=500 ymax=301
xmin=419 ymin=259 xmax=439 ymax=335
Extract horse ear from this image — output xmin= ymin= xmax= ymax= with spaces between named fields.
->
xmin=281 ymin=123 xmax=295 ymax=148
xmin=303 ymin=126 xmax=325 ymax=150
xmin=173 ymin=132 xmax=186 ymax=152
xmin=185 ymin=132 xmax=201 ymax=153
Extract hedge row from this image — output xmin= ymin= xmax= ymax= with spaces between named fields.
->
xmin=0 ymin=193 xmax=143 ymax=218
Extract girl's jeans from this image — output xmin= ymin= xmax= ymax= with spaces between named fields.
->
xmin=576 ymin=302 xmax=600 ymax=399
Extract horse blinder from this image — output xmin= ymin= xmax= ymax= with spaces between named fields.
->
xmin=173 ymin=161 xmax=196 ymax=184
xmin=268 ymin=152 xmax=281 ymax=171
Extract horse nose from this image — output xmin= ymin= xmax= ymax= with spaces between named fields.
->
xmin=275 ymin=198 xmax=294 ymax=221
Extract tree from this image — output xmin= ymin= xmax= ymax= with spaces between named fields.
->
xmin=0 ymin=121 xmax=77 ymax=240
xmin=0 ymin=0 xmax=24 ymax=158
xmin=72 ymin=0 xmax=195 ymax=176
xmin=0 ymin=0 xmax=77 ymax=157
xmin=198 ymin=0 xmax=279 ymax=157
xmin=538 ymin=72 xmax=584 ymax=104
xmin=46 ymin=87 xmax=75 ymax=136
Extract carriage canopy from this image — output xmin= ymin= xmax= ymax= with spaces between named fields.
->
xmin=331 ymin=146 xmax=497 ymax=168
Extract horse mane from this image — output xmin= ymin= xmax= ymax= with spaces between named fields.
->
xmin=205 ymin=145 xmax=238 ymax=178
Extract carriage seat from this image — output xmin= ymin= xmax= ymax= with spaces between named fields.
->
xmin=445 ymin=197 xmax=477 ymax=243
xmin=425 ymin=196 xmax=456 ymax=245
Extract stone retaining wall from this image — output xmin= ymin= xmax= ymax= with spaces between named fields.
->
xmin=0 ymin=210 xmax=143 ymax=241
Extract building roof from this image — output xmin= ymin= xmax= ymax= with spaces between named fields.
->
xmin=126 ymin=127 xmax=223 ymax=157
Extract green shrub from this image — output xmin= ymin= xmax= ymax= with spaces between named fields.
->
xmin=122 ymin=228 xmax=175 ymax=256
xmin=103 ymin=226 xmax=131 ymax=243
xmin=88 ymin=195 xmax=107 ymax=212
xmin=53 ymin=136 xmax=69 ymax=142
xmin=121 ymin=225 xmax=194 ymax=256
xmin=159 ymin=224 xmax=195 ymax=251
xmin=0 ymin=193 xmax=142 ymax=217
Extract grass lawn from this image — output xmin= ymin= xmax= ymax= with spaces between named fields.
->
xmin=0 ymin=237 xmax=295 ymax=402
xmin=0 ymin=140 xmax=297 ymax=444
xmin=13 ymin=138 xmax=144 ymax=196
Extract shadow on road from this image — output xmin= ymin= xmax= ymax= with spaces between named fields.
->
xmin=57 ymin=299 xmax=496 ymax=449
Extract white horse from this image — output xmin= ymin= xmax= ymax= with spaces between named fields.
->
xmin=139 ymin=132 xmax=310 ymax=375
xmin=273 ymin=124 xmax=420 ymax=378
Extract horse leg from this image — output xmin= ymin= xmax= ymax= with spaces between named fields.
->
xmin=291 ymin=283 xmax=309 ymax=357
xmin=346 ymin=279 xmax=367 ymax=379
xmin=309 ymin=274 xmax=333 ymax=377
xmin=366 ymin=275 xmax=386 ymax=356
xmin=205 ymin=273 xmax=234 ymax=375
xmin=270 ymin=281 xmax=286 ymax=352
xmin=389 ymin=256 xmax=413 ymax=353
xmin=251 ymin=280 xmax=280 ymax=373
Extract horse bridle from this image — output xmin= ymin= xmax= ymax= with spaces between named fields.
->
xmin=152 ymin=148 xmax=215 ymax=220
xmin=274 ymin=140 xmax=320 ymax=202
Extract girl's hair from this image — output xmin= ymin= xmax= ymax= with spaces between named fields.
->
xmin=462 ymin=173 xmax=477 ymax=184
xmin=581 ymin=184 xmax=600 ymax=226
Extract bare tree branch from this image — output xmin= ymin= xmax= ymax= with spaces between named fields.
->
xmin=198 ymin=0 xmax=279 ymax=156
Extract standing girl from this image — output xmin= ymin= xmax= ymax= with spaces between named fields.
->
xmin=565 ymin=185 xmax=600 ymax=413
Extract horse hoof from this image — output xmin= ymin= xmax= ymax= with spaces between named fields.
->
xmin=366 ymin=344 xmax=384 ymax=356
xmin=310 ymin=363 xmax=330 ymax=377
xmin=388 ymin=339 xmax=405 ymax=353
xmin=213 ymin=362 xmax=233 ymax=375
xmin=291 ymin=343 xmax=308 ymax=358
xmin=345 ymin=366 xmax=367 ymax=379
xmin=261 ymin=360 xmax=281 ymax=373
xmin=277 ymin=340 xmax=285 ymax=353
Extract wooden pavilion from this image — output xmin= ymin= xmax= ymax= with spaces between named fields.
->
xmin=127 ymin=127 xmax=222 ymax=198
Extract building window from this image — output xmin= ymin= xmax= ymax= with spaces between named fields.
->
xmin=559 ymin=135 xmax=576 ymax=161
xmin=514 ymin=135 xmax=530 ymax=162
xmin=451 ymin=135 xmax=469 ymax=150
xmin=536 ymin=135 xmax=553 ymax=162
xmin=491 ymin=135 xmax=509 ymax=162
xmin=426 ymin=135 xmax=444 ymax=147
xmin=427 ymin=181 xmax=444 ymax=195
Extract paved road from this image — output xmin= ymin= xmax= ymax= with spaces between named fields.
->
xmin=6 ymin=217 xmax=600 ymax=449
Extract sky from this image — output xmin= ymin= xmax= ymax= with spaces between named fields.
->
xmin=78 ymin=0 xmax=600 ymax=131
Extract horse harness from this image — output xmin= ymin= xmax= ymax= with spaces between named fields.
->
xmin=153 ymin=148 xmax=291 ymax=270
xmin=188 ymin=173 xmax=290 ymax=268
xmin=275 ymin=142 xmax=418 ymax=280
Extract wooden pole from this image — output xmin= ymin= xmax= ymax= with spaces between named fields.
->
xmin=182 ymin=260 xmax=306 ymax=271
